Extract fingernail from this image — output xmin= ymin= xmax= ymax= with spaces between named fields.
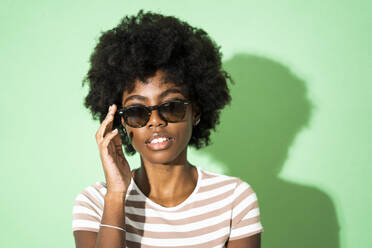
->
xmin=109 ymin=105 xmax=112 ymax=111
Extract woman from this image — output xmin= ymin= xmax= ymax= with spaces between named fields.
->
xmin=72 ymin=10 xmax=264 ymax=248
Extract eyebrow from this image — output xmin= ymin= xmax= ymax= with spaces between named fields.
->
xmin=123 ymin=88 xmax=185 ymax=105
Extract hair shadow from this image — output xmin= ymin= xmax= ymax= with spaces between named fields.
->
xmin=203 ymin=53 xmax=340 ymax=247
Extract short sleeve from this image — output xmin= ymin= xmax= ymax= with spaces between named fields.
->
xmin=229 ymin=179 xmax=264 ymax=240
xmin=72 ymin=182 xmax=106 ymax=232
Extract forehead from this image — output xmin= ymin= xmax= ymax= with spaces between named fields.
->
xmin=122 ymin=70 xmax=188 ymax=100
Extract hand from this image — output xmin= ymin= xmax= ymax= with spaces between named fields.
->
xmin=95 ymin=104 xmax=131 ymax=194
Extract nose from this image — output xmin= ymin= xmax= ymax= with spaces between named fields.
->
xmin=147 ymin=109 xmax=167 ymax=128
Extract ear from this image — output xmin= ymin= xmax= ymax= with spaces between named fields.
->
xmin=192 ymin=104 xmax=201 ymax=126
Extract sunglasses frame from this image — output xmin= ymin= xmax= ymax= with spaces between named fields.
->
xmin=117 ymin=100 xmax=192 ymax=128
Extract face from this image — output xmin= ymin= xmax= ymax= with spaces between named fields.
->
xmin=120 ymin=70 xmax=198 ymax=165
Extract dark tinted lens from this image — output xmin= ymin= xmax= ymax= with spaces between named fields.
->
xmin=124 ymin=106 xmax=149 ymax=127
xmin=159 ymin=102 xmax=187 ymax=122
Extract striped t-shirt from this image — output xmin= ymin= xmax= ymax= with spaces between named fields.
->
xmin=72 ymin=167 xmax=264 ymax=247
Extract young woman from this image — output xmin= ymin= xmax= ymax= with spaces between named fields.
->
xmin=72 ymin=10 xmax=264 ymax=248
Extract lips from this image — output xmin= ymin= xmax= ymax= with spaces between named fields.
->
xmin=145 ymin=133 xmax=175 ymax=151
xmin=145 ymin=133 xmax=173 ymax=144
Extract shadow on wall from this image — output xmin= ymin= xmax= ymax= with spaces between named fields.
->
xmin=203 ymin=54 xmax=340 ymax=248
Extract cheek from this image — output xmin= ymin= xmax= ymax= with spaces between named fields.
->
xmin=174 ymin=120 xmax=194 ymax=147
xmin=128 ymin=129 xmax=145 ymax=151
xmin=176 ymin=111 xmax=194 ymax=144
xmin=184 ymin=122 xmax=193 ymax=141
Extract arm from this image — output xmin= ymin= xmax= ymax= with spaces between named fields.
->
xmin=226 ymin=233 xmax=261 ymax=248
xmin=73 ymin=104 xmax=131 ymax=247
xmin=74 ymin=192 xmax=127 ymax=248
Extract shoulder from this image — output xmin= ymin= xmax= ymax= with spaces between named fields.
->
xmin=72 ymin=182 xmax=107 ymax=232
xmin=77 ymin=181 xmax=107 ymax=197
xmin=199 ymin=169 xmax=266 ymax=240
xmin=198 ymin=167 xmax=251 ymax=190
xmin=198 ymin=167 xmax=260 ymax=206
xmin=73 ymin=181 xmax=107 ymax=210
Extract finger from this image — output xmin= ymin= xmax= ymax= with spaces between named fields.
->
xmin=96 ymin=104 xmax=117 ymax=143
xmin=103 ymin=104 xmax=117 ymax=137
xmin=96 ymin=105 xmax=113 ymax=143
xmin=112 ymin=129 xmax=123 ymax=147
xmin=112 ymin=131 xmax=126 ymax=158
xmin=101 ymin=128 xmax=119 ymax=150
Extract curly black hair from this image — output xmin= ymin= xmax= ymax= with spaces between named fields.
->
xmin=82 ymin=9 xmax=232 ymax=155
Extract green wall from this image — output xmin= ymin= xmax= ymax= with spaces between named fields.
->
xmin=1 ymin=0 xmax=371 ymax=247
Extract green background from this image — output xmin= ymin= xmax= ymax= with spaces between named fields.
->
xmin=1 ymin=0 xmax=371 ymax=247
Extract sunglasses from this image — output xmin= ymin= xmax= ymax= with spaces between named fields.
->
xmin=118 ymin=100 xmax=191 ymax=128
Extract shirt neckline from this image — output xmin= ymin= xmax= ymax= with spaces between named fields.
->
xmin=130 ymin=166 xmax=202 ymax=211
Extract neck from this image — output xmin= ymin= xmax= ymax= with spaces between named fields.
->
xmin=134 ymin=150 xmax=198 ymax=203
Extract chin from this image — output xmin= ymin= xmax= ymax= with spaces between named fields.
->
xmin=139 ymin=147 xmax=186 ymax=165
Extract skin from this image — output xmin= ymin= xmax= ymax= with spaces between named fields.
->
xmin=74 ymin=70 xmax=261 ymax=248
xmin=120 ymin=70 xmax=199 ymax=205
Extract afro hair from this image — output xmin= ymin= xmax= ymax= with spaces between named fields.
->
xmin=82 ymin=9 xmax=232 ymax=155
